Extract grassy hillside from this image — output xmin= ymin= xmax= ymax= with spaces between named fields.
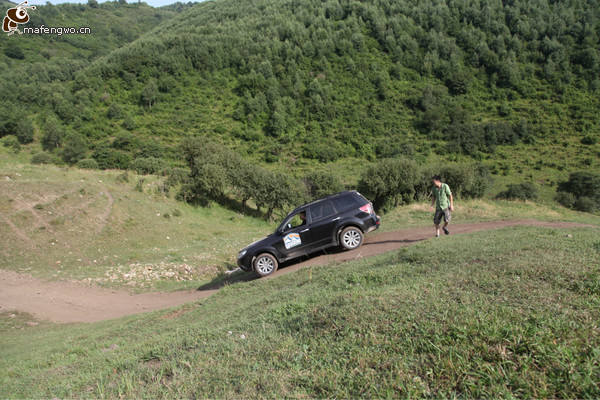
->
xmin=0 ymin=0 xmax=597 ymax=216
xmin=1 ymin=225 xmax=599 ymax=398
xmin=0 ymin=147 xmax=273 ymax=291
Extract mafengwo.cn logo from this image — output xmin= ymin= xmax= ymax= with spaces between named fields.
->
xmin=3 ymin=0 xmax=35 ymax=36
xmin=3 ymin=1 xmax=92 ymax=36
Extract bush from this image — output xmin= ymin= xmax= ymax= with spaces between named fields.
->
xmin=4 ymin=45 xmax=24 ymax=60
xmin=304 ymin=171 xmax=344 ymax=200
xmin=556 ymin=172 xmax=600 ymax=213
xmin=581 ymin=135 xmax=598 ymax=145
xmin=112 ymin=132 xmax=138 ymax=151
xmin=2 ymin=135 xmax=20 ymax=153
xmin=555 ymin=191 xmax=576 ymax=208
xmin=76 ymin=158 xmax=99 ymax=169
xmin=92 ymin=143 xmax=132 ymax=169
xmin=496 ymin=182 xmax=538 ymax=200
xmin=130 ymin=157 xmax=168 ymax=175
xmin=107 ymin=103 xmax=123 ymax=120
xmin=31 ymin=152 xmax=53 ymax=165
xmin=166 ymin=167 xmax=190 ymax=186
xmin=15 ymin=120 xmax=34 ymax=144
xmin=574 ymin=197 xmax=597 ymax=213
xmin=41 ymin=119 xmax=64 ymax=152
xmin=358 ymin=158 xmax=419 ymax=212
xmin=558 ymin=171 xmax=600 ymax=200
xmin=61 ymin=134 xmax=88 ymax=164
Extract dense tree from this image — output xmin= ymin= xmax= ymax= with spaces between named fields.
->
xmin=62 ymin=133 xmax=88 ymax=164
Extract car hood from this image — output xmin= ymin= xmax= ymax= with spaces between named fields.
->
xmin=241 ymin=234 xmax=275 ymax=252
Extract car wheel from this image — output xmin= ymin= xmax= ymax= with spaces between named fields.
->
xmin=340 ymin=226 xmax=363 ymax=250
xmin=254 ymin=253 xmax=278 ymax=277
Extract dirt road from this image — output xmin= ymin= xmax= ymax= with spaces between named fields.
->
xmin=0 ymin=220 xmax=592 ymax=323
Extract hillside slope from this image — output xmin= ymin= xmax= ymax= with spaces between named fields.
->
xmin=0 ymin=0 xmax=597 ymax=208
xmin=0 ymin=152 xmax=272 ymax=290
xmin=7 ymin=0 xmax=599 ymax=162
xmin=1 ymin=225 xmax=598 ymax=398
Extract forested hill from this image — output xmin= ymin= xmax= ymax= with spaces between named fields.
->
xmin=1 ymin=0 xmax=599 ymax=171
xmin=0 ymin=0 xmax=176 ymax=136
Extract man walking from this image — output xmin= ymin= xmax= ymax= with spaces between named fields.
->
xmin=430 ymin=175 xmax=454 ymax=237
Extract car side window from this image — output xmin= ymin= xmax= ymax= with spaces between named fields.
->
xmin=308 ymin=201 xmax=335 ymax=221
xmin=283 ymin=212 xmax=306 ymax=231
xmin=332 ymin=195 xmax=358 ymax=212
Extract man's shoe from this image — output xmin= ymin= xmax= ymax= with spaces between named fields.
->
xmin=443 ymin=227 xmax=450 ymax=235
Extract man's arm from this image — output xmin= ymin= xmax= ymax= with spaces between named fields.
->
xmin=430 ymin=191 xmax=436 ymax=210
xmin=449 ymin=193 xmax=454 ymax=212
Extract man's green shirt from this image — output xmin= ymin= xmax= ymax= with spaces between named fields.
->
xmin=433 ymin=183 xmax=452 ymax=210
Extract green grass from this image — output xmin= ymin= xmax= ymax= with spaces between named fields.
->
xmin=0 ymin=150 xmax=273 ymax=291
xmin=1 ymin=226 xmax=599 ymax=398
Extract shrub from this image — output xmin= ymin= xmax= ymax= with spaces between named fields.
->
xmin=574 ymin=197 xmax=597 ymax=213
xmin=558 ymin=171 xmax=600 ymax=200
xmin=138 ymin=140 xmax=164 ymax=159
xmin=358 ymin=158 xmax=419 ymax=212
xmin=107 ymin=103 xmax=123 ymax=120
xmin=112 ymin=132 xmax=138 ymax=151
xmin=555 ymin=191 xmax=576 ymax=208
xmin=581 ymin=135 xmax=598 ymax=145
xmin=116 ymin=171 xmax=129 ymax=183
xmin=61 ymin=134 xmax=88 ymax=164
xmin=3 ymin=135 xmax=20 ymax=153
xmin=31 ymin=152 xmax=53 ymax=165
xmin=122 ymin=116 xmax=136 ymax=131
xmin=92 ymin=144 xmax=132 ymax=169
xmin=41 ymin=119 xmax=64 ymax=152
xmin=496 ymin=182 xmax=538 ymax=200
xmin=304 ymin=171 xmax=344 ymax=200
xmin=76 ymin=158 xmax=99 ymax=169
xmin=4 ymin=45 xmax=24 ymax=60
xmin=15 ymin=120 xmax=34 ymax=144
xmin=130 ymin=157 xmax=167 ymax=175
xmin=166 ymin=167 xmax=190 ymax=187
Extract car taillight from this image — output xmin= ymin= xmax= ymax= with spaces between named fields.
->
xmin=359 ymin=203 xmax=373 ymax=214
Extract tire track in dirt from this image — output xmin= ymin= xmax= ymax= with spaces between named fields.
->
xmin=0 ymin=220 xmax=595 ymax=323
xmin=1 ymin=215 xmax=35 ymax=249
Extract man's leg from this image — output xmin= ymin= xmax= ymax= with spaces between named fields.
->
xmin=433 ymin=210 xmax=442 ymax=237
xmin=442 ymin=208 xmax=451 ymax=235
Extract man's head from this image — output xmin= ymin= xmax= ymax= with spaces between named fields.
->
xmin=300 ymin=211 xmax=306 ymax=220
xmin=432 ymin=175 xmax=442 ymax=188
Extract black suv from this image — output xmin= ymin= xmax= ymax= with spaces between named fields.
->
xmin=237 ymin=191 xmax=380 ymax=277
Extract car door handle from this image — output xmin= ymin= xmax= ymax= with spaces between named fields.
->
xmin=332 ymin=217 xmax=340 ymax=221
xmin=301 ymin=228 xmax=309 ymax=233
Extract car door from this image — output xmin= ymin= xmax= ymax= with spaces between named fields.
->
xmin=307 ymin=200 xmax=338 ymax=247
xmin=272 ymin=211 xmax=313 ymax=260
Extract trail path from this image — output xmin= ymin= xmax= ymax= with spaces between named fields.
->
xmin=0 ymin=220 xmax=593 ymax=323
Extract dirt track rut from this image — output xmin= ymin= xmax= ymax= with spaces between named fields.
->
xmin=0 ymin=220 xmax=593 ymax=323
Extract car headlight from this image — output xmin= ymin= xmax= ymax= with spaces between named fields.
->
xmin=238 ymin=250 xmax=247 ymax=258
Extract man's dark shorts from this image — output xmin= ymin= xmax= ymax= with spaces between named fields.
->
xmin=434 ymin=208 xmax=451 ymax=225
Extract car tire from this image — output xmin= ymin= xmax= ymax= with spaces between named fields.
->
xmin=340 ymin=226 xmax=363 ymax=250
xmin=254 ymin=253 xmax=278 ymax=277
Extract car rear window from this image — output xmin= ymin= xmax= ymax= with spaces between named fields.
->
xmin=331 ymin=195 xmax=359 ymax=212
xmin=309 ymin=201 xmax=335 ymax=221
